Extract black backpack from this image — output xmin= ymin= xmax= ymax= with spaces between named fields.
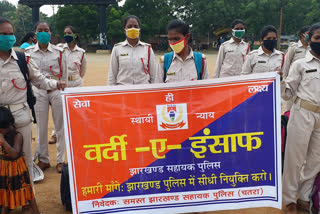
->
xmin=60 ymin=163 xmax=72 ymax=211
xmin=15 ymin=51 xmax=37 ymax=123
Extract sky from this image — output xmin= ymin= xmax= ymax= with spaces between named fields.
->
xmin=5 ymin=0 xmax=125 ymax=16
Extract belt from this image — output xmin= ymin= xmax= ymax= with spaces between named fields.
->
xmin=295 ymin=98 xmax=320 ymax=113
xmin=0 ymin=103 xmax=26 ymax=113
xmin=47 ymin=76 xmax=60 ymax=80
xmin=68 ymin=74 xmax=80 ymax=81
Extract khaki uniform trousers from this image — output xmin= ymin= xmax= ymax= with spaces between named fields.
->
xmin=34 ymin=88 xmax=65 ymax=164
xmin=12 ymin=106 xmax=34 ymax=184
xmin=283 ymin=100 xmax=320 ymax=204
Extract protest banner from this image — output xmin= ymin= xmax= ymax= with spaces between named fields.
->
xmin=62 ymin=72 xmax=281 ymax=214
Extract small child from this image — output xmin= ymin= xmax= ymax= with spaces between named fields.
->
xmin=0 ymin=107 xmax=40 ymax=214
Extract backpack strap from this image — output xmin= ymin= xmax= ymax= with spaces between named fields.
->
xmin=163 ymin=52 xmax=174 ymax=82
xmin=15 ymin=51 xmax=37 ymax=123
xmin=193 ymin=52 xmax=204 ymax=80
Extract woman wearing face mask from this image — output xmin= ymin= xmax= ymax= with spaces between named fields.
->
xmin=157 ymin=19 xmax=209 ymax=83
xmin=62 ymin=26 xmax=86 ymax=87
xmin=241 ymin=25 xmax=284 ymax=75
xmin=25 ymin=21 xmax=67 ymax=174
xmin=0 ymin=17 xmax=65 ymax=184
xmin=282 ymin=22 xmax=320 ymax=214
xmin=282 ymin=26 xmax=310 ymax=114
xmin=213 ymin=19 xmax=250 ymax=78
xmin=48 ymin=26 xmax=87 ymax=146
xmin=108 ymin=15 xmax=157 ymax=85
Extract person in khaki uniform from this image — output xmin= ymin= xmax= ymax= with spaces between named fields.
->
xmin=282 ymin=26 xmax=310 ymax=113
xmin=25 ymin=21 xmax=67 ymax=173
xmin=213 ymin=19 xmax=250 ymax=78
xmin=282 ymin=23 xmax=320 ymax=214
xmin=157 ymin=19 xmax=209 ymax=83
xmin=108 ymin=15 xmax=157 ymax=85
xmin=241 ymin=25 xmax=284 ymax=75
xmin=0 ymin=18 xmax=65 ymax=183
xmin=48 ymin=26 xmax=87 ymax=145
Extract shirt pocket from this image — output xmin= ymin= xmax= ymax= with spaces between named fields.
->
xmin=10 ymin=72 xmax=27 ymax=91
xmin=47 ymin=58 xmax=61 ymax=77
xmin=118 ymin=55 xmax=130 ymax=71
xmin=253 ymin=60 xmax=268 ymax=73
xmin=303 ymin=69 xmax=320 ymax=82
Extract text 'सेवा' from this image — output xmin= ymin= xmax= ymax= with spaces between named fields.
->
xmin=83 ymin=128 xmax=264 ymax=162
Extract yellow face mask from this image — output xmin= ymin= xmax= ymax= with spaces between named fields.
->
xmin=126 ymin=28 xmax=140 ymax=39
xmin=169 ymin=36 xmax=188 ymax=54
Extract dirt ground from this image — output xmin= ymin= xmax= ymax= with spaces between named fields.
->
xmin=10 ymin=52 xmax=292 ymax=214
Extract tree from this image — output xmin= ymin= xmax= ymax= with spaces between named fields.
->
xmin=0 ymin=0 xmax=15 ymax=17
xmin=123 ymin=0 xmax=174 ymax=41
xmin=54 ymin=5 xmax=99 ymax=43
xmin=106 ymin=6 xmax=129 ymax=44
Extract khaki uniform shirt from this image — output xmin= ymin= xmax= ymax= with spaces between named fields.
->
xmin=283 ymin=40 xmax=309 ymax=79
xmin=241 ymin=46 xmax=284 ymax=75
xmin=157 ymin=49 xmax=209 ymax=83
xmin=0 ymin=50 xmax=57 ymax=105
xmin=108 ymin=40 xmax=157 ymax=85
xmin=25 ymin=43 xmax=67 ymax=81
xmin=213 ymin=38 xmax=250 ymax=78
xmin=62 ymin=43 xmax=87 ymax=86
xmin=282 ymin=51 xmax=320 ymax=106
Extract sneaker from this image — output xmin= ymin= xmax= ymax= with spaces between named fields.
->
xmin=297 ymin=199 xmax=310 ymax=212
xmin=37 ymin=161 xmax=50 ymax=171
xmin=56 ymin=163 xmax=63 ymax=173
xmin=49 ymin=134 xmax=57 ymax=144
xmin=286 ymin=203 xmax=298 ymax=214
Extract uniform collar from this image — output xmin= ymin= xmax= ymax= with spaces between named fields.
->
xmin=173 ymin=47 xmax=194 ymax=61
xmin=0 ymin=50 xmax=18 ymax=65
xmin=34 ymin=42 xmax=53 ymax=52
xmin=257 ymin=46 xmax=281 ymax=56
xmin=10 ymin=49 xmax=18 ymax=60
xmin=297 ymin=40 xmax=304 ymax=48
xmin=230 ymin=37 xmax=245 ymax=44
xmin=63 ymin=43 xmax=80 ymax=51
xmin=123 ymin=39 xmax=143 ymax=47
xmin=305 ymin=50 xmax=320 ymax=62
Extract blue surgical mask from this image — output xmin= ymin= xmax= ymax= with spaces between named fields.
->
xmin=0 ymin=35 xmax=16 ymax=51
xmin=36 ymin=32 xmax=51 ymax=45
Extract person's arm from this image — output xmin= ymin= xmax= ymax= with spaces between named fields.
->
xmin=80 ymin=53 xmax=87 ymax=78
xmin=281 ymin=61 xmax=302 ymax=101
xmin=27 ymin=56 xmax=66 ymax=90
xmin=154 ymin=56 xmax=165 ymax=83
xmin=282 ymin=46 xmax=295 ymax=79
xmin=241 ymin=53 xmax=253 ymax=75
xmin=202 ymin=56 xmax=209 ymax=79
xmin=213 ymin=44 xmax=225 ymax=78
xmin=148 ymin=47 xmax=158 ymax=83
xmin=0 ymin=132 xmax=23 ymax=159
xmin=107 ymin=47 xmax=119 ymax=86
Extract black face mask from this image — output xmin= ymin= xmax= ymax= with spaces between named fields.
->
xmin=310 ymin=42 xmax=320 ymax=56
xmin=263 ymin=40 xmax=277 ymax=51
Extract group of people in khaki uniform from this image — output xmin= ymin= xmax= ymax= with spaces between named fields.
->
xmin=1 ymin=11 xmax=320 ymax=213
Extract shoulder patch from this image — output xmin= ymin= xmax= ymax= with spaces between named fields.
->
xmin=248 ymin=50 xmax=258 ymax=55
xmin=52 ymin=45 xmax=63 ymax=52
xmin=289 ymin=42 xmax=298 ymax=47
xmin=114 ymin=42 xmax=123 ymax=47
